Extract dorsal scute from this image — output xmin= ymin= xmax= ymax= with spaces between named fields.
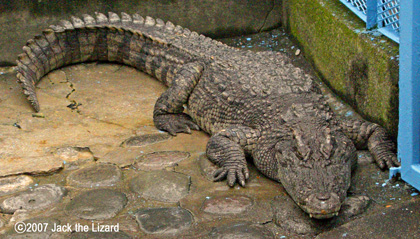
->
xmin=121 ymin=12 xmax=132 ymax=25
xmin=49 ymin=25 xmax=65 ymax=32
xmin=165 ymin=21 xmax=175 ymax=32
xmin=190 ymin=31 xmax=199 ymax=39
xmin=174 ymin=25 xmax=183 ymax=34
xmin=132 ymin=14 xmax=144 ymax=25
xmin=17 ymin=53 xmax=31 ymax=64
xmin=199 ymin=34 xmax=211 ymax=42
xmin=144 ymin=16 xmax=155 ymax=26
xmin=59 ymin=20 xmax=74 ymax=30
xmin=108 ymin=12 xmax=121 ymax=24
xmin=33 ymin=34 xmax=49 ymax=47
xmin=42 ymin=28 xmax=54 ymax=36
xmin=71 ymin=16 xmax=85 ymax=28
xmin=95 ymin=12 xmax=108 ymax=24
xmin=155 ymin=18 xmax=165 ymax=28
xmin=82 ymin=14 xmax=96 ymax=25
xmin=183 ymin=28 xmax=191 ymax=36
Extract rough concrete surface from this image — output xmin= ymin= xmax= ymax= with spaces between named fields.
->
xmin=316 ymin=199 xmax=420 ymax=239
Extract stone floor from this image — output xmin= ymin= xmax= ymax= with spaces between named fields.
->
xmin=0 ymin=28 xmax=418 ymax=238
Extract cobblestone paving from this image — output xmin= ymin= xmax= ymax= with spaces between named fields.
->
xmin=0 ymin=28 xmax=418 ymax=238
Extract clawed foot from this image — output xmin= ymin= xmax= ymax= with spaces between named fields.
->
xmin=213 ymin=165 xmax=250 ymax=187
xmin=154 ymin=113 xmax=200 ymax=136
xmin=372 ymin=149 xmax=400 ymax=169
xmin=369 ymin=128 xmax=400 ymax=169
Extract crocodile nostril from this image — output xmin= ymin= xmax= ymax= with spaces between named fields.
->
xmin=316 ymin=193 xmax=331 ymax=201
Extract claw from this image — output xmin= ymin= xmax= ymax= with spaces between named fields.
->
xmin=392 ymin=159 xmax=401 ymax=167
xmin=213 ymin=168 xmax=228 ymax=182
xmin=154 ymin=113 xmax=200 ymax=136
xmin=375 ymin=151 xmax=400 ymax=170
xmin=176 ymin=123 xmax=191 ymax=134
xmin=166 ymin=128 xmax=177 ymax=136
xmin=185 ymin=121 xmax=200 ymax=131
xmin=239 ymin=178 xmax=245 ymax=187
xmin=212 ymin=166 xmax=248 ymax=187
xmin=386 ymin=160 xmax=393 ymax=169
xmin=190 ymin=123 xmax=200 ymax=131
xmin=237 ymin=169 xmax=246 ymax=187
xmin=184 ymin=126 xmax=192 ymax=134
xmin=227 ymin=169 xmax=236 ymax=187
xmin=378 ymin=160 xmax=385 ymax=170
xmin=243 ymin=167 xmax=250 ymax=179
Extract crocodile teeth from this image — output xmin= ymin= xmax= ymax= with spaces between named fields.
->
xmin=309 ymin=214 xmax=313 ymax=218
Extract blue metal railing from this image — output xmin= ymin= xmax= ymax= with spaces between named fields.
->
xmin=340 ymin=0 xmax=400 ymax=43
xmin=395 ymin=0 xmax=420 ymax=191
xmin=341 ymin=0 xmax=420 ymax=191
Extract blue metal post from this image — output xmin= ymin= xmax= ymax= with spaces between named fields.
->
xmin=366 ymin=0 xmax=378 ymax=29
xmin=398 ymin=0 xmax=420 ymax=191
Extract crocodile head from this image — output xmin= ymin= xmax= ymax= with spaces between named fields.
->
xmin=275 ymin=120 xmax=357 ymax=219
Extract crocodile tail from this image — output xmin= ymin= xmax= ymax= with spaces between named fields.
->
xmin=16 ymin=12 xmax=188 ymax=112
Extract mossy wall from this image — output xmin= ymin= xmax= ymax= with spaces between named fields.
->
xmin=281 ymin=0 xmax=399 ymax=139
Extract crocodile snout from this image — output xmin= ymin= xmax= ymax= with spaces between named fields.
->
xmin=303 ymin=192 xmax=341 ymax=219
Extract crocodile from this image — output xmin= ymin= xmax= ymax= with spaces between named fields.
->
xmin=15 ymin=12 xmax=399 ymax=219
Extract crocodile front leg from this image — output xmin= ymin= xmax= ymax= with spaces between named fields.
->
xmin=339 ymin=119 xmax=399 ymax=169
xmin=153 ymin=61 xmax=205 ymax=135
xmin=206 ymin=126 xmax=260 ymax=187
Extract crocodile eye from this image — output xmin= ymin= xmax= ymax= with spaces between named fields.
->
xmin=275 ymin=151 xmax=289 ymax=167
xmin=297 ymin=149 xmax=312 ymax=161
xmin=292 ymin=140 xmax=311 ymax=161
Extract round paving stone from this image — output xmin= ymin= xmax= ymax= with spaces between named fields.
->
xmin=121 ymin=134 xmax=171 ymax=147
xmin=0 ymin=175 xmax=33 ymax=196
xmin=66 ymin=163 xmax=121 ymax=188
xmin=100 ymin=147 xmax=145 ymax=167
xmin=129 ymin=171 xmax=190 ymax=202
xmin=0 ymin=184 xmax=67 ymax=214
xmin=65 ymin=189 xmax=127 ymax=220
xmin=135 ymin=207 xmax=193 ymax=234
xmin=55 ymin=146 xmax=94 ymax=168
xmin=202 ymin=195 xmax=253 ymax=214
xmin=209 ymin=222 xmax=274 ymax=239
xmin=134 ymin=151 xmax=190 ymax=170
xmin=70 ymin=231 xmax=132 ymax=239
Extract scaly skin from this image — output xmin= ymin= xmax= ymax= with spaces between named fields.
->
xmin=15 ymin=12 xmax=399 ymax=219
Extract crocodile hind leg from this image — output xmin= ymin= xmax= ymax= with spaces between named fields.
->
xmin=207 ymin=126 xmax=260 ymax=187
xmin=339 ymin=119 xmax=399 ymax=169
xmin=153 ymin=61 xmax=205 ymax=135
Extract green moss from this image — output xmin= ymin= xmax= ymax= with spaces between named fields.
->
xmin=283 ymin=0 xmax=399 ymax=138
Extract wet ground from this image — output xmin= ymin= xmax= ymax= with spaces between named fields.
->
xmin=0 ymin=28 xmax=418 ymax=238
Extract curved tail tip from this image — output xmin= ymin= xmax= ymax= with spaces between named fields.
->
xmin=33 ymin=102 xmax=40 ymax=112
xmin=27 ymin=95 xmax=40 ymax=112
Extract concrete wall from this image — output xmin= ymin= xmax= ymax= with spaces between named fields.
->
xmin=0 ymin=0 xmax=282 ymax=65
xmin=281 ymin=0 xmax=399 ymax=139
